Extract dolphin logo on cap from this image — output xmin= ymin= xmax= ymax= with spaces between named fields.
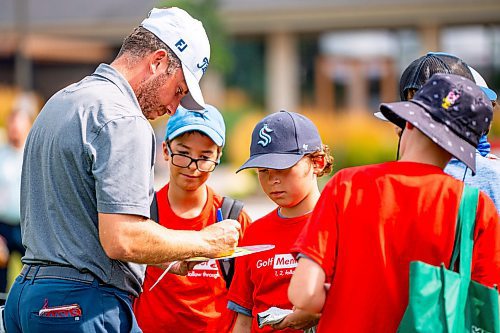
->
xmin=258 ymin=124 xmax=273 ymax=147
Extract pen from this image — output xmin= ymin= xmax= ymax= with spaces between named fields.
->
xmin=216 ymin=208 xmax=223 ymax=222
xmin=149 ymin=261 xmax=178 ymax=291
xmin=216 ymin=208 xmax=231 ymax=263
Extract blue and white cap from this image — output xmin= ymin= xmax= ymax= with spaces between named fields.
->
xmin=237 ymin=110 xmax=322 ymax=172
xmin=166 ymin=104 xmax=225 ymax=147
xmin=141 ymin=7 xmax=210 ymax=110
xmin=468 ymin=66 xmax=497 ymax=101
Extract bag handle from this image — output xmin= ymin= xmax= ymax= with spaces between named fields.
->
xmin=446 ymin=185 xmax=479 ymax=329
xmin=449 ymin=185 xmax=479 ymax=280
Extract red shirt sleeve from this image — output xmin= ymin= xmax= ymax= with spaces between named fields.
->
xmin=471 ymin=192 xmax=500 ymax=288
xmin=291 ymin=176 xmax=339 ymax=280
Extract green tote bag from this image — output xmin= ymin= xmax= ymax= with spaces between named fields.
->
xmin=398 ymin=186 xmax=499 ymax=333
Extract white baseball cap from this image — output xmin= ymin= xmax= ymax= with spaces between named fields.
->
xmin=141 ymin=7 xmax=211 ymax=110
xmin=468 ymin=66 xmax=497 ymax=101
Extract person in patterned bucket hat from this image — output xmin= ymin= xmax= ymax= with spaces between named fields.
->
xmin=379 ymin=73 xmax=493 ymax=174
xmin=288 ymin=73 xmax=498 ymax=333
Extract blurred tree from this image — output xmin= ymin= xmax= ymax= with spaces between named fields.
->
xmin=160 ymin=0 xmax=233 ymax=74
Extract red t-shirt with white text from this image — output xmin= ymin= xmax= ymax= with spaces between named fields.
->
xmin=292 ymin=161 xmax=500 ymax=333
xmin=133 ymin=184 xmax=251 ymax=333
xmin=227 ymin=209 xmax=310 ymax=333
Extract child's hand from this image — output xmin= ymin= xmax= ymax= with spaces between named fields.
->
xmin=270 ymin=307 xmax=320 ymax=330
xmin=200 ymin=219 xmax=240 ymax=258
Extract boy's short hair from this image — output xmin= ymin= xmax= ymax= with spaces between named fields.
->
xmin=237 ymin=110 xmax=323 ymax=172
xmin=380 ymin=73 xmax=493 ymax=173
xmin=165 ymin=104 xmax=226 ymax=147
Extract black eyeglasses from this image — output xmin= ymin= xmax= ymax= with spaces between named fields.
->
xmin=167 ymin=145 xmax=218 ymax=172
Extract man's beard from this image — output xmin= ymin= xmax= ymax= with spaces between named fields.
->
xmin=136 ymin=73 xmax=170 ymax=120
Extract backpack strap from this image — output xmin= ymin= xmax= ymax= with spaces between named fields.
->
xmin=151 ymin=192 xmax=243 ymax=288
xmin=150 ymin=191 xmax=159 ymax=223
xmin=221 ymin=197 xmax=245 ymax=221
xmin=219 ymin=196 xmax=244 ymax=289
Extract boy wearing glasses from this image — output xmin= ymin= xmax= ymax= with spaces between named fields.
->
xmin=133 ymin=105 xmax=251 ymax=333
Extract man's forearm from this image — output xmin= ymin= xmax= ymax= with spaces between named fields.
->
xmin=99 ymin=213 xmax=209 ymax=264
xmin=121 ymin=219 xmax=210 ymax=263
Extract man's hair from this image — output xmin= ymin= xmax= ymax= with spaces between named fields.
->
xmin=117 ymin=26 xmax=181 ymax=75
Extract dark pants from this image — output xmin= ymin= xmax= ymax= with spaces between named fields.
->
xmin=0 ymin=221 xmax=25 ymax=292
xmin=4 ymin=265 xmax=142 ymax=333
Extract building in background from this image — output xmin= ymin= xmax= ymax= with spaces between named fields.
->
xmin=0 ymin=0 xmax=499 ymax=150
xmin=1 ymin=0 xmax=499 ymax=110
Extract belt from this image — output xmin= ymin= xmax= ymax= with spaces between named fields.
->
xmin=20 ymin=265 xmax=98 ymax=284
xmin=20 ymin=265 xmax=135 ymax=300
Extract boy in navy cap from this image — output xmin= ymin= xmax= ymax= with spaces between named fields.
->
xmin=133 ymin=105 xmax=251 ymax=333
xmin=227 ymin=110 xmax=334 ymax=332
xmin=289 ymin=74 xmax=499 ymax=333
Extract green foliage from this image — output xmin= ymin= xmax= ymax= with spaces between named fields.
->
xmin=332 ymin=145 xmax=396 ymax=172
xmin=159 ymin=0 xmax=233 ymax=74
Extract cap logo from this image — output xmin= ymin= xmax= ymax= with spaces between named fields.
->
xmin=197 ymin=57 xmax=209 ymax=74
xmin=257 ymin=124 xmax=273 ymax=147
xmin=192 ymin=111 xmax=206 ymax=119
xmin=442 ymin=89 xmax=460 ymax=110
xmin=175 ymin=39 xmax=188 ymax=52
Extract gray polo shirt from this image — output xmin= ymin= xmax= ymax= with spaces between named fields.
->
xmin=21 ymin=64 xmax=155 ymax=296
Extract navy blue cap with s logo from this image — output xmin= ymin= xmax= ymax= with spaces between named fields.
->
xmin=237 ymin=110 xmax=322 ymax=172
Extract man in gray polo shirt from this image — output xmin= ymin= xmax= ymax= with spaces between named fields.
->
xmin=4 ymin=8 xmax=240 ymax=333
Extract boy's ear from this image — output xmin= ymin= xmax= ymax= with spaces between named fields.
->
xmin=162 ymin=141 xmax=170 ymax=161
xmin=311 ymin=155 xmax=326 ymax=174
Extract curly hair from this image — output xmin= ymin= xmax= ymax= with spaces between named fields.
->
xmin=117 ymin=26 xmax=181 ymax=75
xmin=307 ymin=144 xmax=334 ymax=177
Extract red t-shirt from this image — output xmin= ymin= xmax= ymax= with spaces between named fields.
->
xmin=292 ymin=161 xmax=500 ymax=333
xmin=227 ymin=209 xmax=310 ymax=333
xmin=133 ymin=184 xmax=251 ymax=333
